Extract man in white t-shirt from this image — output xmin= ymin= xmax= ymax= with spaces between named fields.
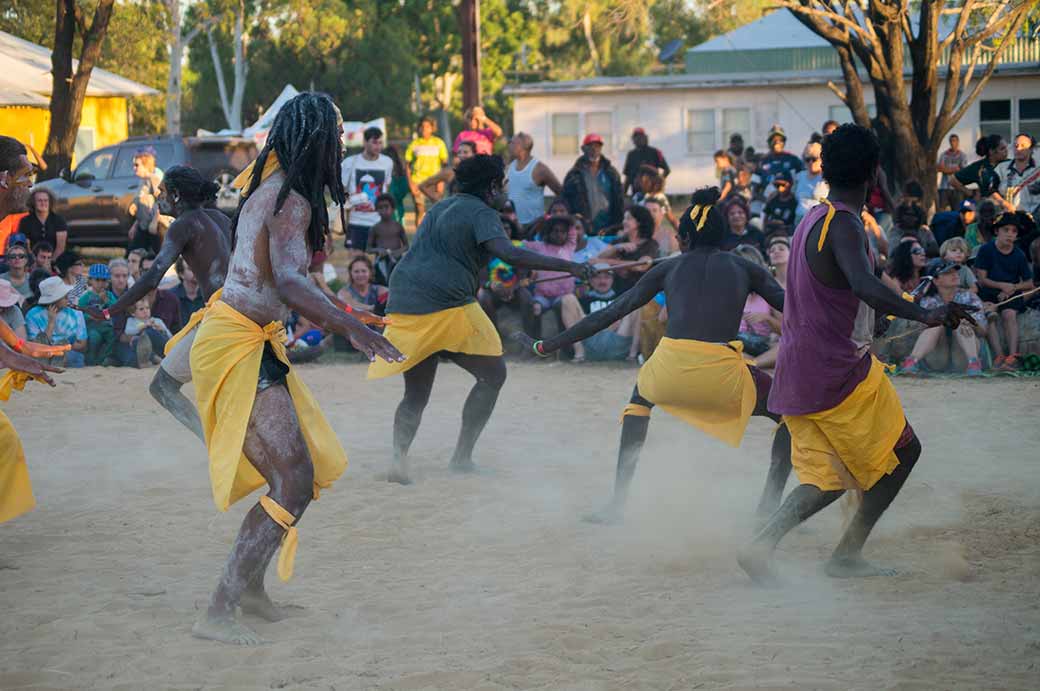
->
xmin=342 ymin=126 xmax=395 ymax=253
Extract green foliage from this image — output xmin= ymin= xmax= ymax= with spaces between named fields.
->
xmin=4 ymin=0 xmax=756 ymax=140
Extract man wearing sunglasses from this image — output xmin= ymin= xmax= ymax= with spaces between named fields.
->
xmin=0 ymin=243 xmax=32 ymax=301
xmin=794 ymin=142 xmax=828 ymax=222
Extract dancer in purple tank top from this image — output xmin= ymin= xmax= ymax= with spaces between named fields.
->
xmin=739 ymin=125 xmax=975 ymax=585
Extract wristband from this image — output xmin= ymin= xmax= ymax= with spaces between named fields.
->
xmin=102 ymin=308 xmax=111 ymax=320
xmin=343 ymin=304 xmax=353 ymax=314
xmin=533 ymin=340 xmax=549 ymax=358
xmin=13 ymin=338 xmax=24 ymax=352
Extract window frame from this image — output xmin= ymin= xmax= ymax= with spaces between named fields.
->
xmin=550 ymin=112 xmax=580 ymax=157
xmin=685 ymin=107 xmax=716 ymax=155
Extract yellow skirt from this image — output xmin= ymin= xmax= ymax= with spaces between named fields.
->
xmin=165 ymin=287 xmax=222 ymax=356
xmin=784 ymin=357 xmax=905 ymax=492
xmin=630 ymin=337 xmax=756 ymax=448
xmin=190 ymin=300 xmax=348 ymax=512
xmin=367 ymin=302 xmax=502 ymax=380
xmin=0 ymin=371 xmax=41 ymax=524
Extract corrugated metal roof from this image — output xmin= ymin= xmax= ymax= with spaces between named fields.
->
xmin=690 ymin=10 xmax=829 ymax=52
xmin=0 ymin=84 xmax=49 ymax=106
xmin=0 ymin=30 xmax=158 ymax=98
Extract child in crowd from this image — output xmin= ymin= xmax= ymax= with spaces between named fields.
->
xmin=937 ymin=237 xmax=978 ymax=294
xmin=367 ymin=194 xmax=409 ymax=285
xmin=714 ymin=150 xmax=736 ymax=200
xmin=762 ymin=171 xmax=798 ymax=233
xmin=77 ymin=263 xmax=117 ymax=365
xmin=124 ymin=298 xmax=172 ymax=365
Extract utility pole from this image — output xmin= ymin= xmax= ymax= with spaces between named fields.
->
xmin=459 ymin=0 xmax=481 ymax=109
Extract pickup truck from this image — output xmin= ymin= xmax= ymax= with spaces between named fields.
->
xmin=35 ymin=135 xmax=257 ymax=247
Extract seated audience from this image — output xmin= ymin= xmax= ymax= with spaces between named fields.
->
xmin=891 ymin=181 xmax=938 ymax=256
xmin=77 ymin=264 xmax=117 ymax=366
xmin=794 ymin=142 xmax=827 ymax=221
xmin=337 ymin=255 xmax=388 ymax=318
xmin=26 ymin=276 xmax=87 ymax=368
xmin=55 ymin=251 xmax=87 ymax=302
xmin=0 ymin=278 xmax=26 ymax=340
xmin=901 ymin=260 xmax=987 ymax=375
xmin=32 ymin=241 xmax=54 ymax=275
xmin=937 ymin=237 xmax=977 ymax=293
xmin=975 ymin=211 xmax=1035 ymax=370
xmin=965 ymin=198 xmax=998 ymax=252
xmin=0 ymin=241 xmax=32 ymax=300
xmin=478 ymin=214 xmax=533 ymax=329
xmin=124 ymin=297 xmax=172 ymax=366
xmin=642 ymin=194 xmax=678 ymax=256
xmin=720 ymin=196 xmax=765 ymax=253
xmin=171 ymin=257 xmax=205 ymax=331
xmin=596 ymin=205 xmax=658 ymax=293
xmin=113 ymin=287 xmax=180 ymax=368
xmin=883 ymin=239 xmax=928 ymax=294
xmin=762 ymin=171 xmax=798 ymax=234
xmin=929 ymin=199 xmax=975 ymax=246
xmin=525 ymin=214 xmax=579 ymax=319
xmin=560 ymin=269 xmax=640 ymax=362
xmin=733 ymin=245 xmax=781 ymax=356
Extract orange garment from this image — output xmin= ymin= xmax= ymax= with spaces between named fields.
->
xmin=0 ymin=213 xmax=27 ymax=253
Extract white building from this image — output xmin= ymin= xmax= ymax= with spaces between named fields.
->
xmin=506 ymin=11 xmax=1040 ymax=193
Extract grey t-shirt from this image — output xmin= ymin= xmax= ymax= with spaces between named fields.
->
xmin=0 ymin=272 xmax=32 ymax=300
xmin=387 ymin=194 xmax=506 ymax=315
xmin=1 ymin=304 xmax=25 ymax=332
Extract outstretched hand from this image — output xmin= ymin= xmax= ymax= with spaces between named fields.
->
xmin=0 ymin=346 xmax=63 ymax=386
xmin=349 ymin=327 xmax=405 ymax=364
xmin=922 ymin=302 xmax=977 ymax=329
xmin=569 ymin=262 xmax=594 ymax=281
xmin=511 ymin=331 xmax=550 ymax=357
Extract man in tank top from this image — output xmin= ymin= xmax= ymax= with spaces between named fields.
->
xmin=506 ymin=132 xmax=562 ymax=228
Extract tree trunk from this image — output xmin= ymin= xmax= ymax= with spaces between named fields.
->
xmin=43 ymin=0 xmax=115 ymax=178
xmin=458 ymin=0 xmax=481 ymax=109
xmin=582 ymin=8 xmax=602 ymax=76
xmin=165 ymin=0 xmax=184 ymax=135
xmin=229 ymin=0 xmax=247 ymax=132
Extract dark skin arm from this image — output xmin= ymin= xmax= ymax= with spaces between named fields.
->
xmin=481 ymin=236 xmax=590 ymax=278
xmin=521 ymin=261 xmax=672 ymax=354
xmin=0 ymin=341 xmax=62 ymax=386
xmin=96 ymin=219 xmax=190 ymax=320
xmin=825 ymin=213 xmax=973 ymax=327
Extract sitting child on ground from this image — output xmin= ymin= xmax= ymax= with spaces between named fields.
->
xmin=124 ymin=298 xmax=172 ymax=365
xmin=937 ymin=237 xmax=977 ymax=294
xmin=77 ymin=263 xmax=117 ymax=366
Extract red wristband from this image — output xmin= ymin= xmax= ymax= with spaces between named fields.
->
xmin=102 ymin=308 xmax=111 ymax=320
xmin=343 ymin=304 xmax=353 ymax=314
xmin=13 ymin=338 xmax=24 ymax=352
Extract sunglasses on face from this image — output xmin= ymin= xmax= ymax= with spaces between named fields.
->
xmin=910 ymin=247 xmax=925 ymax=255
xmin=7 ymin=253 xmax=27 ymax=260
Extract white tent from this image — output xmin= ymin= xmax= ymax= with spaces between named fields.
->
xmin=242 ymin=83 xmax=300 ymax=146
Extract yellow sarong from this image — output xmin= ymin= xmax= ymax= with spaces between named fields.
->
xmin=0 ymin=371 xmax=42 ymax=524
xmin=165 ymin=288 xmax=223 ymax=356
xmin=784 ymin=357 xmax=905 ymax=492
xmin=191 ymin=299 xmax=348 ymax=511
xmin=367 ymin=302 xmax=502 ymax=380
xmin=631 ymin=337 xmax=756 ymax=448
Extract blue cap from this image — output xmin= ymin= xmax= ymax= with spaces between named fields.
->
xmin=88 ymin=263 xmax=110 ymax=280
xmin=959 ymin=199 xmax=975 ymax=212
xmin=7 ymin=233 xmax=27 ymax=248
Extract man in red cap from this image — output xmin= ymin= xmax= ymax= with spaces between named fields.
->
xmin=622 ymin=127 xmax=670 ymax=197
xmin=562 ymin=133 xmax=624 ymax=232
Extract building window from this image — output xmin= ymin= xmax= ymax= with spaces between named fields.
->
xmin=721 ymin=108 xmax=750 ymax=152
xmin=979 ymin=99 xmax=1011 ymax=142
xmin=551 ymin=113 xmax=579 ymax=156
xmin=686 ymin=108 xmax=715 ymax=154
xmin=585 ymin=111 xmax=613 ymax=153
xmin=1018 ymin=99 xmax=1040 ymax=138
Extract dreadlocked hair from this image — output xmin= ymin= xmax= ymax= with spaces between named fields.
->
xmin=163 ymin=165 xmax=219 ymax=205
xmin=678 ymin=187 xmax=725 ymax=248
xmin=230 ymin=92 xmax=346 ymax=252
xmin=455 ymin=154 xmax=505 ymax=197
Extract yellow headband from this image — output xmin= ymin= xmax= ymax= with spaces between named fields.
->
xmin=687 ymin=204 xmax=712 ymax=232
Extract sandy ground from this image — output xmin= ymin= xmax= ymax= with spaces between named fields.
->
xmin=1 ymin=362 xmax=1038 ymax=690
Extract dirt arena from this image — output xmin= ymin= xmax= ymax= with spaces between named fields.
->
xmin=1 ymin=362 xmax=1038 ymax=690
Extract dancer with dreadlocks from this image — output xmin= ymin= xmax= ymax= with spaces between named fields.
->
xmin=83 ymin=166 xmax=230 ymax=440
xmin=0 ymin=135 xmax=63 ymax=539
xmin=516 ymin=187 xmax=791 ymax=526
xmin=369 ymin=154 xmax=591 ymax=484
xmin=187 ymin=93 xmax=404 ymax=645
xmin=738 ymin=124 xmax=975 ymax=585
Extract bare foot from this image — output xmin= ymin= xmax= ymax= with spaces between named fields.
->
xmin=240 ymin=590 xmax=303 ymax=622
xmin=191 ymin=612 xmax=265 ymax=645
xmin=388 ymin=457 xmax=412 ymax=485
xmin=582 ymin=502 xmax=624 ymax=526
xmin=737 ymin=542 xmax=781 ymax=587
xmin=825 ymin=556 xmax=899 ymax=578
